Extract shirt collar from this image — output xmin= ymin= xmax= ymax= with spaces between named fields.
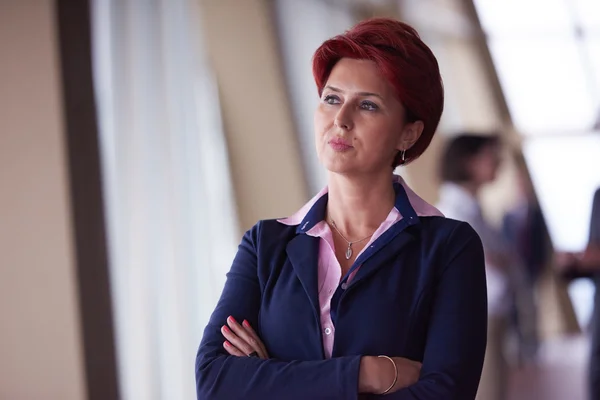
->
xmin=278 ymin=175 xmax=443 ymax=233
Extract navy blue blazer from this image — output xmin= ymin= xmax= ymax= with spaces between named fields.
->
xmin=196 ymin=184 xmax=487 ymax=399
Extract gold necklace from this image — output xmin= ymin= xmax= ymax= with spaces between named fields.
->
xmin=330 ymin=220 xmax=373 ymax=260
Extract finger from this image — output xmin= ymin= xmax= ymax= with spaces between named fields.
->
xmin=242 ymin=321 xmax=268 ymax=359
xmin=227 ymin=317 xmax=269 ymax=360
xmin=242 ymin=320 xmax=269 ymax=359
xmin=223 ymin=340 xmax=245 ymax=357
xmin=221 ymin=325 xmax=254 ymax=355
xmin=227 ymin=317 xmax=263 ymax=356
xmin=226 ymin=316 xmax=252 ymax=341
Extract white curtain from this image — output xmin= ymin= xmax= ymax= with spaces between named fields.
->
xmin=91 ymin=1 xmax=239 ymax=399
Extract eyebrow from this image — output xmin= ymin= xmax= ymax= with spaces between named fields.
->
xmin=324 ymin=85 xmax=384 ymax=100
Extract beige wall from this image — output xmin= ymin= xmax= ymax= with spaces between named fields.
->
xmin=0 ymin=1 xmax=86 ymax=399
xmin=199 ymin=0 xmax=309 ymax=232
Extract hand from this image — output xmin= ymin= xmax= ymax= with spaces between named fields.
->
xmin=359 ymin=356 xmax=421 ymax=394
xmin=221 ymin=316 xmax=269 ymax=359
xmin=581 ymin=246 xmax=600 ymax=270
xmin=554 ymin=251 xmax=580 ymax=272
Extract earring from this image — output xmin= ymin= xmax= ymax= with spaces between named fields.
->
xmin=401 ymin=149 xmax=406 ymax=164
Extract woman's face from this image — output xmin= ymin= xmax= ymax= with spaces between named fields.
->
xmin=314 ymin=58 xmax=423 ymax=176
xmin=468 ymin=144 xmax=502 ymax=185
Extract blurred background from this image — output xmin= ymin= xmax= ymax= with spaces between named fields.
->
xmin=1 ymin=0 xmax=599 ymax=399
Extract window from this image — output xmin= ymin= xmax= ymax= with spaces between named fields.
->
xmin=475 ymin=0 xmax=600 ymax=328
xmin=523 ymin=135 xmax=600 ymax=251
xmin=474 ymin=0 xmax=600 ymax=134
xmin=475 ymin=0 xmax=600 ymax=250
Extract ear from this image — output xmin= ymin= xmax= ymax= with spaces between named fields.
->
xmin=396 ymin=120 xmax=424 ymax=151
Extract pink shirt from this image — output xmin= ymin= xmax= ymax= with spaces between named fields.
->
xmin=278 ymin=175 xmax=443 ymax=358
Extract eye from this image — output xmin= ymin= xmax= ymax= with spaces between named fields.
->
xmin=360 ymin=100 xmax=379 ymax=111
xmin=323 ymin=94 xmax=341 ymax=105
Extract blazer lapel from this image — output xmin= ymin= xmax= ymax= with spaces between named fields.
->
xmin=349 ymin=227 xmax=418 ymax=287
xmin=286 ymin=234 xmax=321 ymax=320
xmin=348 ymin=181 xmax=421 ymax=286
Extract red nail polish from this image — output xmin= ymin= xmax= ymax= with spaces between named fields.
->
xmin=222 ymin=325 xmax=229 ymax=332
xmin=228 ymin=316 xmax=235 ymax=323
xmin=243 ymin=320 xmax=250 ymax=327
xmin=224 ymin=341 xmax=231 ymax=347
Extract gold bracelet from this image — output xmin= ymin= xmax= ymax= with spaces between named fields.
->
xmin=377 ymin=355 xmax=398 ymax=395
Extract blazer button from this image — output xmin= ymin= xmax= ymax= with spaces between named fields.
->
xmin=324 ymin=327 xmax=332 ymax=335
xmin=341 ymin=282 xmax=348 ymax=290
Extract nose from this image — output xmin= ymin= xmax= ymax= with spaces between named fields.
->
xmin=334 ymin=104 xmax=353 ymax=131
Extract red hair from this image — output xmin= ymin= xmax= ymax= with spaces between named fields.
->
xmin=312 ymin=18 xmax=444 ymax=166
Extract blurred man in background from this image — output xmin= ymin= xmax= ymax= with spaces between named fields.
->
xmin=557 ymin=187 xmax=600 ymax=400
xmin=502 ymin=154 xmax=546 ymax=365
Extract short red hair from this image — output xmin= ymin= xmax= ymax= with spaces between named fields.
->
xmin=312 ymin=18 xmax=444 ymax=166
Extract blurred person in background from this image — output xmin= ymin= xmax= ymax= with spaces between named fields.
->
xmin=502 ymin=154 xmax=546 ymax=365
xmin=557 ymin=187 xmax=600 ymax=400
xmin=195 ymin=18 xmax=488 ymax=399
xmin=437 ymin=134 xmax=533 ymax=400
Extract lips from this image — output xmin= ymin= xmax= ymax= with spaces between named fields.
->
xmin=328 ymin=137 xmax=353 ymax=151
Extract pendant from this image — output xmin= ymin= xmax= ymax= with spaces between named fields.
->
xmin=345 ymin=243 xmax=352 ymax=260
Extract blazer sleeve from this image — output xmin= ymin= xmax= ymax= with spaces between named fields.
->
xmin=389 ymin=221 xmax=488 ymax=400
xmin=589 ymin=188 xmax=600 ymax=246
xmin=195 ymin=221 xmax=362 ymax=400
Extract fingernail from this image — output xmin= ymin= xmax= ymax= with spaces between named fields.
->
xmin=224 ymin=341 xmax=231 ymax=347
xmin=228 ymin=316 xmax=235 ymax=323
xmin=243 ymin=320 xmax=250 ymax=327
xmin=222 ymin=325 xmax=229 ymax=332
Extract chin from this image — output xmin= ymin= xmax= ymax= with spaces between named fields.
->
xmin=322 ymin=159 xmax=388 ymax=177
xmin=322 ymin=161 xmax=352 ymax=174
xmin=319 ymin=156 xmax=356 ymax=174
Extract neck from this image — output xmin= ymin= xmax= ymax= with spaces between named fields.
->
xmin=326 ymin=171 xmax=396 ymax=240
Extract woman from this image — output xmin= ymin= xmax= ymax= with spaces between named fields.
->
xmin=436 ymin=134 xmax=526 ymax=400
xmin=196 ymin=18 xmax=487 ymax=399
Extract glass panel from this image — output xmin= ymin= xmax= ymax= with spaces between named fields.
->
xmin=474 ymin=0 xmax=573 ymax=35
xmin=489 ymin=37 xmax=597 ymax=133
xmin=522 ymin=134 xmax=600 ymax=252
xmin=572 ymin=0 xmax=600 ymax=31
xmin=568 ymin=278 xmax=595 ymax=332
xmin=524 ymin=133 xmax=600 ymax=330
xmin=584 ymin=38 xmax=600 ymax=113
